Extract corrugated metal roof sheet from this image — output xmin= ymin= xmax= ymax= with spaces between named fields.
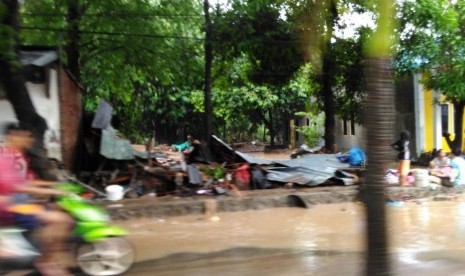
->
xmin=265 ymin=154 xmax=351 ymax=186
xmin=235 ymin=150 xmax=354 ymax=186
xmin=274 ymin=154 xmax=348 ymax=169
xmin=235 ymin=151 xmax=275 ymax=165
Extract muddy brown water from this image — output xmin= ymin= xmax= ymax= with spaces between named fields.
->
xmin=123 ymin=152 xmax=465 ymax=275
xmin=121 ymin=201 xmax=465 ymax=275
xmin=11 ymin=152 xmax=459 ymax=275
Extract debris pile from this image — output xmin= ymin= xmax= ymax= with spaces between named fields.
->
xmin=77 ymin=132 xmax=363 ymax=200
xmin=77 ymin=100 xmax=364 ymax=200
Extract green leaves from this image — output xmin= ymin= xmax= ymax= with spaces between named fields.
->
xmin=10 ymin=0 xmax=378 ymax=143
xmin=397 ymin=0 xmax=465 ymax=102
xmin=295 ymin=110 xmax=325 ymax=147
xmin=364 ymin=0 xmax=397 ymax=57
xmin=17 ymin=0 xmax=205 ymax=141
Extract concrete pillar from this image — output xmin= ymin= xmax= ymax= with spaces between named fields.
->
xmin=289 ymin=119 xmax=296 ymax=149
xmin=433 ymin=89 xmax=443 ymax=149
xmin=413 ymin=73 xmax=425 ymax=156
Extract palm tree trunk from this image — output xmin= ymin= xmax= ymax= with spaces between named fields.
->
xmin=363 ymin=57 xmax=393 ymax=275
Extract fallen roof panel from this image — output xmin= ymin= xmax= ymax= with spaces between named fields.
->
xmin=265 ymin=154 xmax=351 ymax=186
xmin=235 ymin=151 xmax=275 ymax=165
xmin=273 ymin=154 xmax=349 ymax=169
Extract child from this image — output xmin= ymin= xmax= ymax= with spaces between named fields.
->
xmin=391 ymin=130 xmax=411 ymax=186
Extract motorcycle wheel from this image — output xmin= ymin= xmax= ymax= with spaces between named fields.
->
xmin=76 ymin=237 xmax=134 ymax=276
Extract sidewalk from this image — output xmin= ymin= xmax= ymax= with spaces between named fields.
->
xmin=101 ymin=185 xmax=462 ymax=220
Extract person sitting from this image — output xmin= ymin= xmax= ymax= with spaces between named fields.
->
xmin=429 ymin=149 xmax=451 ymax=169
xmin=429 ymin=149 xmax=452 ymax=178
xmin=0 ymin=123 xmax=72 ymax=275
xmin=448 ymin=148 xmax=465 ymax=186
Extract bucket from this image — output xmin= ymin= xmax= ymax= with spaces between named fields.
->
xmin=413 ymin=169 xmax=429 ymax=188
xmin=105 ymin=185 xmax=124 ymax=201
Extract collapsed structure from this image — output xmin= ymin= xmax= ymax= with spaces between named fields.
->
xmin=77 ymin=102 xmax=363 ymax=200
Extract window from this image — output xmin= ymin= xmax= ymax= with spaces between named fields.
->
xmin=441 ymin=104 xmax=449 ymax=133
xmin=343 ymin=119 xmax=348 ymax=135
xmin=343 ymin=119 xmax=356 ymax=136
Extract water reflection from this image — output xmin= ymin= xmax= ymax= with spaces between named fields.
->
xmin=457 ymin=202 xmax=465 ymax=235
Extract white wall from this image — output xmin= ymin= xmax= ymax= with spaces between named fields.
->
xmin=413 ymin=72 xmax=426 ymax=156
xmin=0 ymin=68 xmax=62 ymax=161
xmin=335 ymin=118 xmax=366 ymax=152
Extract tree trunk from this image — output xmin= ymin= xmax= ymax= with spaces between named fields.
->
xmin=444 ymin=101 xmax=465 ymax=152
xmin=282 ymin=114 xmax=290 ymax=147
xmin=203 ymin=0 xmax=213 ymax=141
xmin=322 ymin=53 xmax=336 ymax=152
xmin=67 ymin=0 xmax=81 ymax=81
xmin=223 ymin=119 xmax=226 ymax=140
xmin=0 ymin=0 xmax=53 ymax=179
xmin=268 ymin=110 xmax=275 ymax=147
xmin=363 ymin=57 xmax=393 ymax=275
xmin=321 ymin=0 xmax=337 ymax=153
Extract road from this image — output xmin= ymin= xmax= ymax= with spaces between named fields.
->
xmin=120 ymin=201 xmax=465 ymax=275
xmin=7 ymin=201 xmax=465 ymax=275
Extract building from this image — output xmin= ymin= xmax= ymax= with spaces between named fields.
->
xmin=288 ymin=69 xmax=464 ymax=159
xmin=332 ymin=73 xmax=420 ymax=158
xmin=419 ymin=75 xmax=460 ymax=154
xmin=0 ymin=47 xmax=82 ymax=170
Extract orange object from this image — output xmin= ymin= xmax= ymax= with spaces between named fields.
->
xmin=399 ymin=160 xmax=411 ymax=186
xmin=399 ymin=160 xmax=410 ymax=176
xmin=8 ymin=204 xmax=44 ymax=214
xmin=82 ymin=192 xmax=94 ymax=199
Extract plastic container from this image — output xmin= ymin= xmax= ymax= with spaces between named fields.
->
xmin=413 ymin=169 xmax=429 ymax=188
xmin=105 ymin=185 xmax=124 ymax=201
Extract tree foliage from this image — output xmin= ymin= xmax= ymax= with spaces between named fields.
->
xmin=20 ymin=0 xmax=205 ymax=142
xmin=211 ymin=0 xmax=316 ymax=145
xmin=5 ymin=0 xmax=375 ymax=147
xmin=285 ymin=0 xmax=371 ymax=151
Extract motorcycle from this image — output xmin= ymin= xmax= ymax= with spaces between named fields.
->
xmin=0 ymin=183 xmax=134 ymax=275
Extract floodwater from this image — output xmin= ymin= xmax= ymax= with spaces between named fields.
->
xmin=122 ymin=200 xmax=465 ymax=275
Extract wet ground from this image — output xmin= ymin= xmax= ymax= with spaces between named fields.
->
xmin=249 ymin=150 xmax=293 ymax=160
xmin=122 ymin=200 xmax=465 ymax=275
xmin=120 ymin=151 xmax=465 ymax=275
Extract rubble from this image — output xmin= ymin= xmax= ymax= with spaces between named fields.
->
xmin=76 ymin=133 xmax=364 ymax=201
xmin=76 ymin=102 xmax=364 ymax=201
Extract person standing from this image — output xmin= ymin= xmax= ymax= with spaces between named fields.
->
xmin=391 ymin=130 xmax=411 ymax=186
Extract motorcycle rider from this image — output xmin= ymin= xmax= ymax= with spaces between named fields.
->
xmin=0 ymin=122 xmax=72 ymax=275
